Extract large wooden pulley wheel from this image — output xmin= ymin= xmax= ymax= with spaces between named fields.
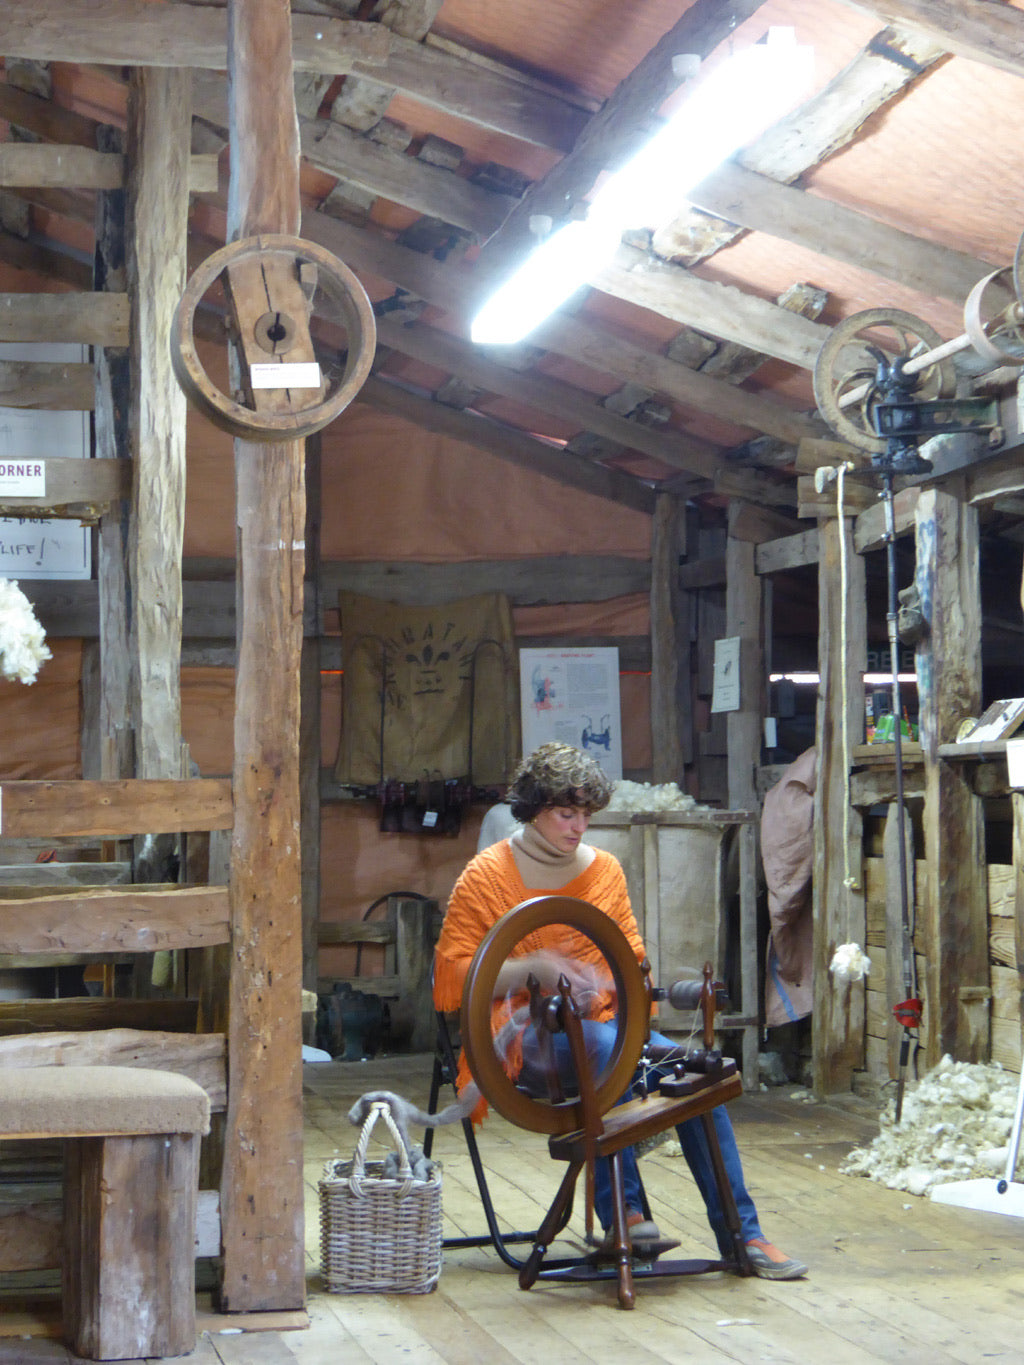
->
xmin=171 ymin=233 xmax=376 ymax=441
xmin=460 ymin=895 xmax=648 ymax=1136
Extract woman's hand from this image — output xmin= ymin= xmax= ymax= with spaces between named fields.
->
xmin=495 ymin=950 xmax=607 ymax=1007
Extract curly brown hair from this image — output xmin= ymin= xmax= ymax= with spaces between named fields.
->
xmin=508 ymin=743 xmax=613 ymax=822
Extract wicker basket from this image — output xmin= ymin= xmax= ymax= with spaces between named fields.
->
xmin=319 ymin=1100 xmax=443 ymax=1294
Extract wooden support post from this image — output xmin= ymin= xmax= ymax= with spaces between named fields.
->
xmin=812 ymin=515 xmax=867 ymax=1094
xmin=393 ymin=896 xmax=438 ymax=1053
xmin=915 ymin=486 xmax=987 ymax=1065
xmin=725 ymin=504 xmax=763 ymax=810
xmin=219 ymin=0 xmax=306 ymax=1312
xmin=737 ymin=819 xmax=759 ymax=1084
xmin=94 ymin=121 xmax=133 ymax=781
xmin=650 ymin=492 xmax=686 ymax=783
xmin=301 ymin=434 xmax=322 ymax=993
xmin=125 ymin=70 xmax=190 ymax=780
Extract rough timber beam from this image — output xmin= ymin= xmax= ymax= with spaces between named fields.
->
xmin=373 ymin=317 xmax=721 ymax=479
xmin=218 ymin=0 xmax=305 ymax=1314
xmin=304 ymin=213 xmax=821 ymax=444
xmin=838 ymin=0 xmax=1024 ymax=79
xmin=476 ymin=0 xmax=769 ymax=262
xmin=358 ymin=374 xmax=658 ymax=515
xmin=0 ymin=1 xmax=390 ymax=73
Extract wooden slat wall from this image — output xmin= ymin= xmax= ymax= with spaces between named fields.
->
xmin=863 ymin=856 xmax=1021 ymax=1077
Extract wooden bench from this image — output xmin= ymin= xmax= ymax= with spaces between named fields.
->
xmin=0 ymin=1064 xmax=211 ymax=1360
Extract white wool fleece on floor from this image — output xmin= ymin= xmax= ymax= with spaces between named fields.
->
xmin=840 ymin=1055 xmax=1023 ymax=1198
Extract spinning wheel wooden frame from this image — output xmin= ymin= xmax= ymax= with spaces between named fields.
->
xmin=457 ymin=893 xmax=752 ymax=1309
xmin=460 ymin=895 xmax=648 ymax=1136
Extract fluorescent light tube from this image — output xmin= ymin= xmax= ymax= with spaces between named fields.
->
xmin=471 ymin=27 xmax=813 ymax=346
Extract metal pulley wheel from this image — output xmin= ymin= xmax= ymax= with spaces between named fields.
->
xmin=812 ymin=307 xmax=956 ymax=454
xmin=460 ymin=895 xmax=647 ymax=1136
xmin=963 ymin=264 xmax=1024 ymax=367
xmin=171 ymin=233 xmax=376 ymax=441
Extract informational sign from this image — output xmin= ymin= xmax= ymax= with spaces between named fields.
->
xmin=1006 ymin=738 xmax=1024 ymax=789
xmin=0 ymin=342 xmax=90 ymax=581
xmin=250 ymin=361 xmax=322 ymax=389
xmin=710 ymin=635 xmax=742 ymax=713
xmin=0 ymin=460 xmax=45 ymax=496
xmin=519 ymin=646 xmax=622 ymax=780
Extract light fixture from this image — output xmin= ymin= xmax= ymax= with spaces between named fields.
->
xmin=470 ymin=27 xmax=814 ymax=346
xmin=768 ymin=672 xmax=919 ymax=686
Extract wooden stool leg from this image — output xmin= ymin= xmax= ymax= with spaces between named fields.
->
xmin=64 ymin=1133 xmax=200 ymax=1360
xmin=699 ymin=1111 xmax=753 ymax=1274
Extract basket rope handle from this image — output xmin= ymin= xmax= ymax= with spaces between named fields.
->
xmin=351 ymin=1101 xmax=414 ymax=1196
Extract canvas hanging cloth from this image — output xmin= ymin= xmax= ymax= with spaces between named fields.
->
xmin=334 ymin=591 xmax=519 ymax=787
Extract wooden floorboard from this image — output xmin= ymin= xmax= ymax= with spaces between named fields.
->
xmin=5 ymin=1053 xmax=1024 ymax=1362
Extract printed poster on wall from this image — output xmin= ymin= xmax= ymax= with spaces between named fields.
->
xmin=519 ymin=646 xmax=622 ymax=781
xmin=0 ymin=342 xmax=91 ymax=582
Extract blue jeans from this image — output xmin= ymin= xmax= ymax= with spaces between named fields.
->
xmin=521 ymin=1019 xmax=763 ymax=1253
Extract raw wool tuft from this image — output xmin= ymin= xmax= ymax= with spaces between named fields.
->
xmin=0 ymin=578 xmax=51 ymax=683
xmin=607 ymin=781 xmax=702 ymax=813
xmin=840 ymin=1055 xmax=1022 ymax=1197
xmin=830 ymin=942 xmax=871 ymax=981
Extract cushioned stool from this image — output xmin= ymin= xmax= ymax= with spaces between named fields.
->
xmin=0 ymin=1065 xmax=211 ymax=1361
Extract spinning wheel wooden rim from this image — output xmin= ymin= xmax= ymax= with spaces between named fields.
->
xmin=460 ymin=895 xmax=648 ymax=1136
xmin=170 ymin=233 xmax=376 ymax=441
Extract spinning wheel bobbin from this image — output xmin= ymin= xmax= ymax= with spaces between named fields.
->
xmin=170 ymin=233 xmax=376 ymax=441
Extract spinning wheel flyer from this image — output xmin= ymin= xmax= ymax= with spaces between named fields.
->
xmin=519 ymin=646 xmax=622 ymax=780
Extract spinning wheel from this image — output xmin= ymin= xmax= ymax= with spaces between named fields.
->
xmin=170 ymin=233 xmax=376 ymax=441
xmin=457 ymin=894 xmax=750 ymax=1309
xmin=460 ymin=895 xmax=647 ymax=1136
xmin=812 ymin=307 xmax=956 ymax=454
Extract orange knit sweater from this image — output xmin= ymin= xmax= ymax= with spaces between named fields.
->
xmin=433 ymin=839 xmax=646 ymax=1120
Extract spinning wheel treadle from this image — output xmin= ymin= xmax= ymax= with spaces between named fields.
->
xmin=170 ymin=233 xmax=376 ymax=441
xmin=460 ymin=895 xmax=647 ymax=1136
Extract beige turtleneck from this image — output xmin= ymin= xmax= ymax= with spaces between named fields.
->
xmin=509 ymin=820 xmax=596 ymax=890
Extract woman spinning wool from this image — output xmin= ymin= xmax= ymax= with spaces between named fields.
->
xmin=433 ymin=742 xmax=807 ymax=1279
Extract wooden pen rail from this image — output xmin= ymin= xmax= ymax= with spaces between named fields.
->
xmin=0 ymin=883 xmax=230 ymax=955
xmin=0 ymin=778 xmax=233 ymax=839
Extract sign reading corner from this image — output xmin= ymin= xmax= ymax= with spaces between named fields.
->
xmin=0 ymin=460 xmax=45 ymax=496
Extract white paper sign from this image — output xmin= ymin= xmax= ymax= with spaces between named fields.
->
xmin=1006 ymin=738 xmax=1024 ymax=789
xmin=519 ymin=646 xmax=622 ymax=780
xmin=0 ymin=459 xmax=45 ymax=496
xmin=0 ymin=343 xmax=90 ymax=581
xmin=711 ymin=636 xmax=742 ymax=713
xmin=250 ymin=361 xmax=322 ymax=390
